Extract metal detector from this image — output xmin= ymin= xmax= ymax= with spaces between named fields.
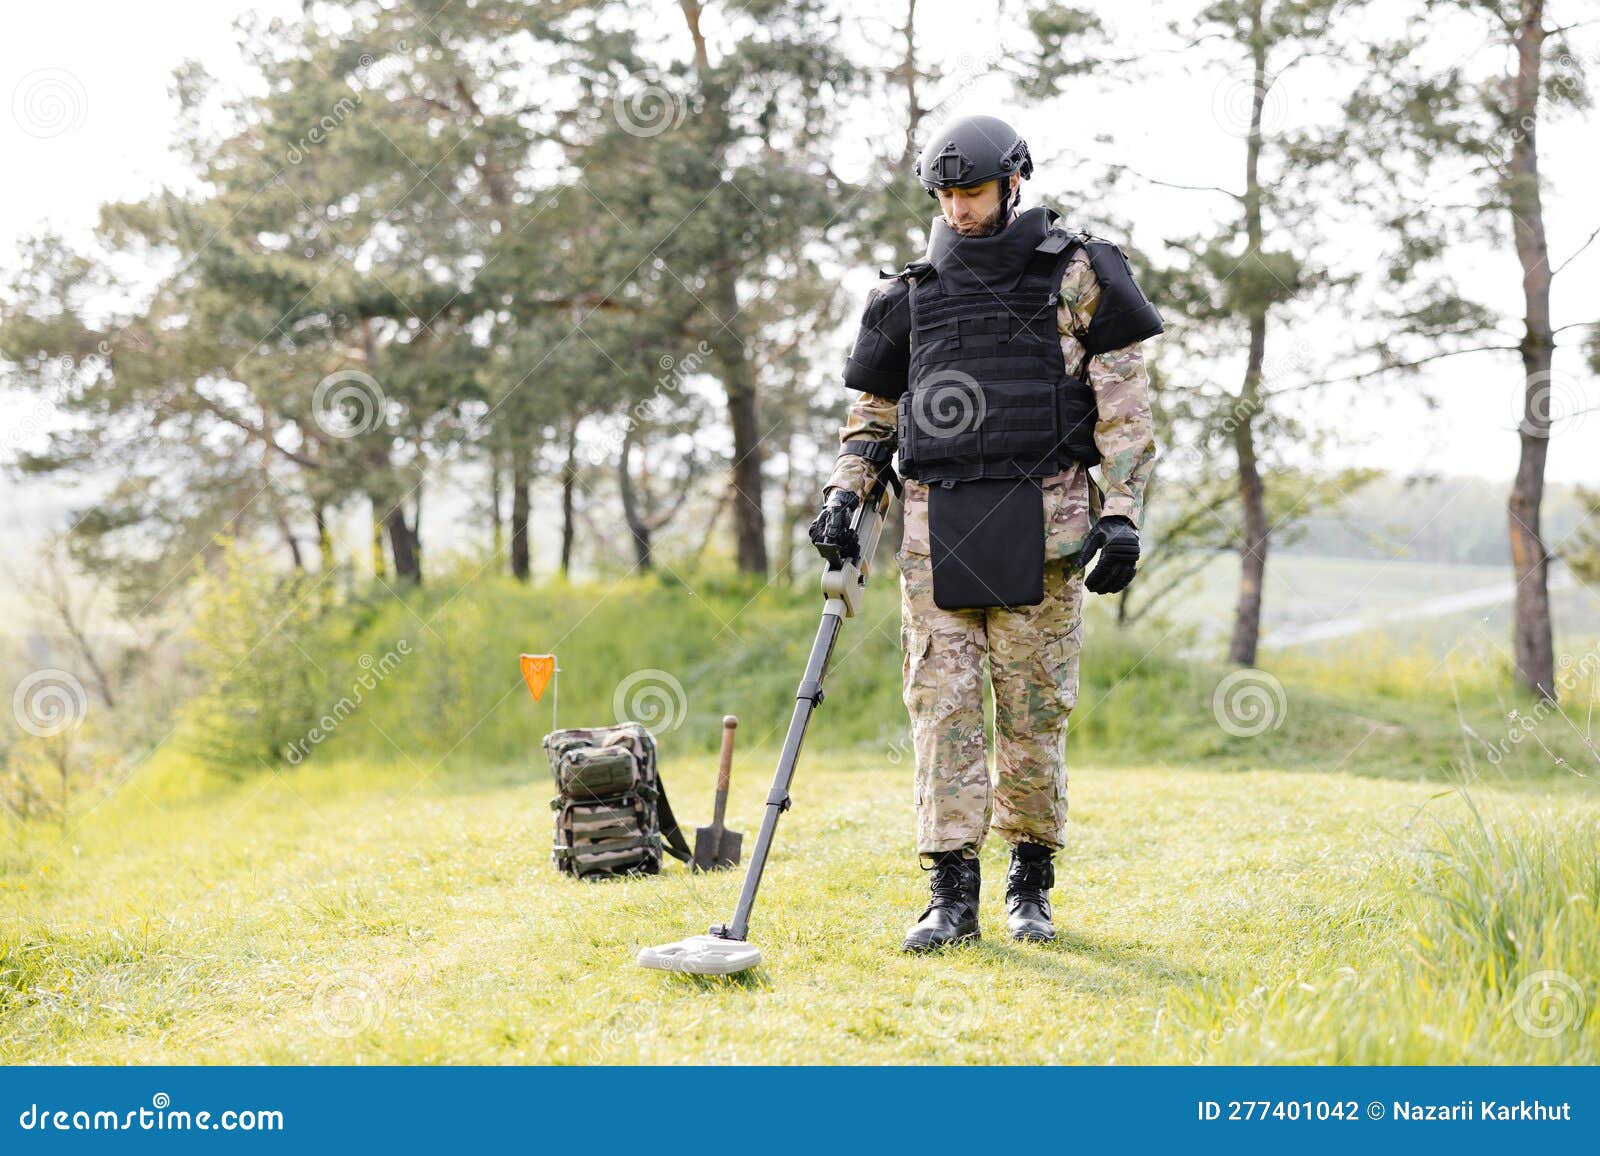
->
xmin=637 ymin=464 xmax=898 ymax=976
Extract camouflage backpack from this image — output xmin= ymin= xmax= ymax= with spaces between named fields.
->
xmin=544 ymin=722 xmax=693 ymax=880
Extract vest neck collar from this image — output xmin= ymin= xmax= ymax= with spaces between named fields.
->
xmin=924 ymin=205 xmax=1060 ymax=292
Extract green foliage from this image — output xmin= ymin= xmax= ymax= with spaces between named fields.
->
xmin=1015 ymin=5 xmax=1108 ymax=101
xmin=314 ymin=568 xmax=912 ymax=771
xmin=149 ymin=564 xmax=1595 ymax=790
xmin=180 ymin=540 xmax=322 ymax=776
xmin=1170 ymin=801 xmax=1600 ymax=1063
xmin=1566 ymin=487 xmax=1600 ymax=588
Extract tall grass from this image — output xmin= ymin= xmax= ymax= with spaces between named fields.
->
xmin=1165 ymin=789 xmax=1599 ymax=1063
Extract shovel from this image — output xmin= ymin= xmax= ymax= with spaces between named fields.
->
xmin=637 ymin=465 xmax=897 ymax=976
xmin=693 ymin=716 xmax=743 ymax=871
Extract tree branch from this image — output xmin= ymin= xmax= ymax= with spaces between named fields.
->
xmin=1551 ymin=221 xmax=1600 ymax=279
xmin=1265 ymin=340 xmax=1523 ymax=395
xmin=1044 ymin=146 xmax=1242 ymax=199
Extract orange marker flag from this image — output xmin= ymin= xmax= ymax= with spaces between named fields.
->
xmin=520 ymin=654 xmax=556 ymax=701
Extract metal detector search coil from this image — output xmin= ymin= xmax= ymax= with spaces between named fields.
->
xmin=635 ymin=934 xmax=762 ymax=976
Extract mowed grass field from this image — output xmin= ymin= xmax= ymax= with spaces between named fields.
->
xmin=4 ymin=746 xmax=1596 ymax=1065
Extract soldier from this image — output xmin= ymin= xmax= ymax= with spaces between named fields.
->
xmin=808 ymin=114 xmax=1161 ymax=951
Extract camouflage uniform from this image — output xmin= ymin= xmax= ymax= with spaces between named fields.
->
xmin=825 ymin=222 xmax=1157 ymax=856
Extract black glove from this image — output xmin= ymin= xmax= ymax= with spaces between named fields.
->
xmin=808 ymin=489 xmax=861 ymax=564
xmin=1075 ymin=515 xmax=1140 ymax=595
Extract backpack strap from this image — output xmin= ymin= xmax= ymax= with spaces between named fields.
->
xmin=654 ymin=772 xmax=694 ymax=863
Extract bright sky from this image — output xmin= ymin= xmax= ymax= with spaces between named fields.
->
xmin=3 ymin=0 xmax=1598 ymax=492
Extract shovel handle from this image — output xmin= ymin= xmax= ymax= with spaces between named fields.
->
xmin=717 ymin=716 xmax=738 ymax=793
xmin=712 ymin=716 xmax=737 ymax=828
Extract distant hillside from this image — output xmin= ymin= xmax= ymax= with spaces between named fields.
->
xmin=1274 ymin=475 xmax=1590 ymax=565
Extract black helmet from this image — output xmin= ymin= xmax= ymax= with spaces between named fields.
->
xmin=913 ymin=115 xmax=1033 ymax=198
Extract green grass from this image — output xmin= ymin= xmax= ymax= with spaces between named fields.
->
xmin=5 ymin=563 xmax=1597 ymax=1064
xmin=3 ymin=746 xmax=1595 ymax=1064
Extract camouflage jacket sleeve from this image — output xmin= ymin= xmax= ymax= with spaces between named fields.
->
xmin=822 ymin=390 xmax=898 ymax=499
xmin=1056 ymin=249 xmax=1158 ymax=527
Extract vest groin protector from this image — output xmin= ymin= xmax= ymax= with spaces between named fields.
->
xmin=885 ymin=203 xmax=1164 ymax=610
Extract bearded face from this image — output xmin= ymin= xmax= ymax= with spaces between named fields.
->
xmin=935 ymin=173 xmax=1020 ymax=236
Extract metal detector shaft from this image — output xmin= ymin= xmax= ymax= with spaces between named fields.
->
xmin=715 ymin=480 xmax=894 ymax=943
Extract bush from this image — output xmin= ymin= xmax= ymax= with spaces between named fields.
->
xmin=180 ymin=540 xmax=323 ymax=776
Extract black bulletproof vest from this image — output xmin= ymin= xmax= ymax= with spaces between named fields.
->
xmin=895 ymin=205 xmax=1100 ymax=484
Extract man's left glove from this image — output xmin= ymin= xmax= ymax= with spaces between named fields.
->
xmin=1075 ymin=515 xmax=1140 ymax=595
xmin=808 ymin=489 xmax=861 ymax=564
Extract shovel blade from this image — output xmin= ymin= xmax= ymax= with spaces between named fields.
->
xmin=693 ymin=826 xmax=743 ymax=871
xmin=636 ymin=933 xmax=762 ymax=976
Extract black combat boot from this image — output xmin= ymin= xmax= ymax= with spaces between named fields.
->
xmin=1005 ymin=842 xmax=1056 ymax=942
xmin=902 ymin=850 xmax=981 ymax=952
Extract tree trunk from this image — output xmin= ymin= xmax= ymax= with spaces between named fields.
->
xmin=691 ymin=480 xmax=736 ymax=570
xmin=490 ymin=447 xmax=505 ymax=565
xmin=371 ymin=498 xmax=387 ymax=580
xmin=413 ymin=476 xmax=425 ymax=577
xmin=618 ymin=429 xmax=654 ymax=570
xmin=315 ymin=505 xmax=334 ymax=573
xmin=510 ymin=445 xmax=531 ymax=582
xmin=277 ymin=511 xmax=304 ymax=570
xmin=681 ymin=0 xmax=767 ymax=576
xmin=1229 ymin=375 xmax=1267 ymax=667
xmin=711 ymin=285 xmax=768 ymax=574
xmin=1507 ymin=0 xmax=1556 ymax=700
xmin=1228 ymin=4 xmax=1270 ymax=669
xmin=561 ymin=419 xmax=578 ymax=577
xmin=381 ymin=500 xmax=421 ymax=583
xmin=779 ymin=430 xmax=798 ymax=583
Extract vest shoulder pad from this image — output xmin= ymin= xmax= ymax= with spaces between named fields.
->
xmin=843 ymin=275 xmax=912 ymax=398
xmin=1078 ymin=235 xmax=1164 ymax=357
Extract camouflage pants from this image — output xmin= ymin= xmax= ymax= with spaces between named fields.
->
xmin=899 ymin=549 xmax=1084 ymax=857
